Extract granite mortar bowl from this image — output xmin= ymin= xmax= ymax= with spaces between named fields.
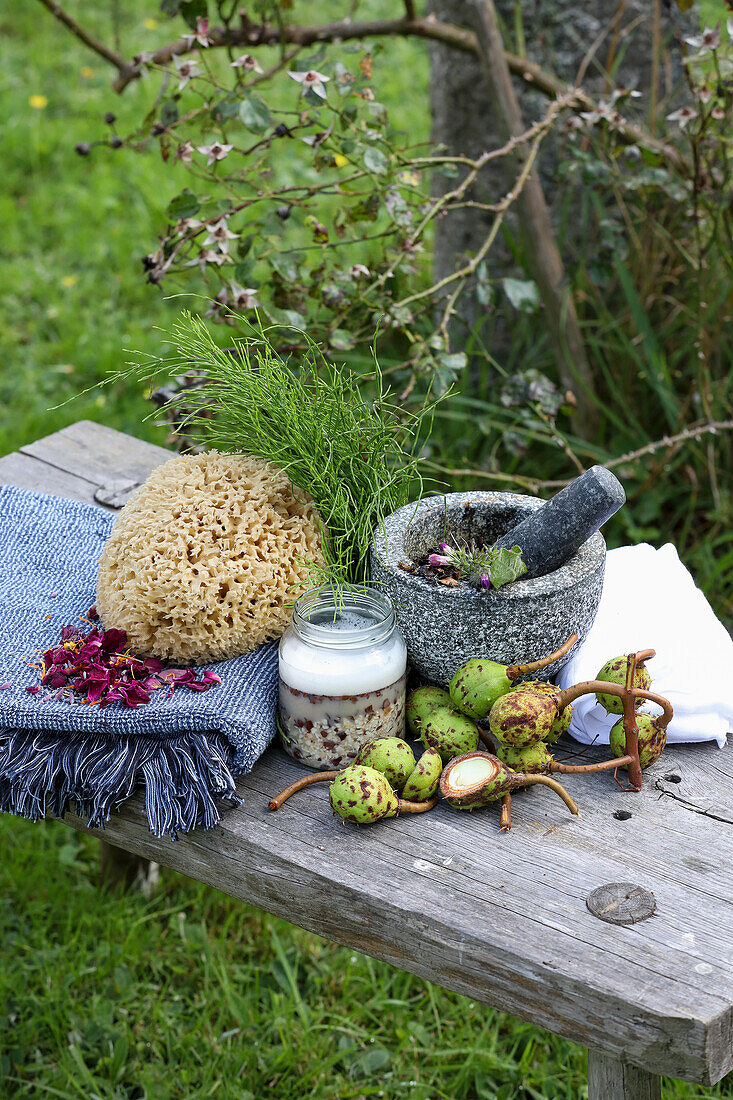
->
xmin=370 ymin=491 xmax=605 ymax=687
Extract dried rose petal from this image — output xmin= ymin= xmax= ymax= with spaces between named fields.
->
xmin=43 ymin=669 xmax=68 ymax=689
xmin=163 ymin=669 xmax=197 ymax=685
xmin=87 ymin=605 xmax=99 ymax=620
xmin=26 ymin=614 xmax=221 ymax=706
xmin=87 ymin=680 xmax=108 ymax=704
xmin=120 ymin=682 xmax=151 ymax=708
xmin=101 ymin=628 xmax=128 ymax=652
xmin=139 ymin=675 xmax=164 ymax=690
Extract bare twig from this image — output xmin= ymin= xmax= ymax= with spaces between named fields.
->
xmin=603 ymin=420 xmax=733 ymax=470
xmin=426 ymin=420 xmax=733 ymax=493
xmin=434 ymin=136 xmax=546 ymax=339
xmin=36 ymin=0 xmax=133 ymax=78
xmin=361 ymin=100 xmax=570 ymax=313
xmin=394 ymin=121 xmax=551 ymax=313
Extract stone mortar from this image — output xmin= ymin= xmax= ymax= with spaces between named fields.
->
xmin=370 ymin=491 xmax=605 ymax=687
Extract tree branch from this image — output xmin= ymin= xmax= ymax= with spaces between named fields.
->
xmin=35 ymin=0 xmax=135 ymax=80
xmin=34 ymin=2 xmax=689 ymax=174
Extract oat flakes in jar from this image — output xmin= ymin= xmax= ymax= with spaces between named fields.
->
xmin=278 ymin=586 xmax=407 ymax=770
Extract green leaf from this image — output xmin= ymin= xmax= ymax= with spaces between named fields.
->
xmin=489 ymin=546 xmax=527 ymax=588
xmin=385 ymin=190 xmax=412 ymax=227
xmin=476 ymin=262 xmax=494 ymax=307
xmin=330 ymin=329 xmax=356 ymax=351
xmin=212 ymin=95 xmax=240 ymax=123
xmin=180 ymin=0 xmax=207 ymax=28
xmin=502 ymin=277 xmax=540 ymax=312
xmin=160 ymin=0 xmax=182 ymax=15
xmin=237 ymin=234 xmax=256 ymax=259
xmin=113 ymin=964 xmax=132 ymax=991
xmin=434 ymin=351 xmax=467 ymax=393
xmin=233 ymin=263 xmax=257 ymax=285
xmin=268 ymin=307 xmax=306 ymax=330
xmin=239 ymin=96 xmax=271 ymax=133
xmin=167 ymin=189 xmax=200 ymax=220
xmin=270 ymin=253 xmax=299 ymax=281
xmin=363 ymin=147 xmax=389 ymax=175
xmin=160 ymin=100 xmax=179 ymax=128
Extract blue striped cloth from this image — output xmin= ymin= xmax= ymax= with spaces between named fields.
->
xmin=0 ymin=485 xmax=279 ymax=838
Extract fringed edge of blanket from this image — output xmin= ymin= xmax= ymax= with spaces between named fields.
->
xmin=0 ymin=728 xmax=242 ymax=840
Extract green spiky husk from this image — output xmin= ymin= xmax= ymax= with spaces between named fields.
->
xmin=609 ymin=714 xmax=666 ymax=769
xmin=406 ymin=686 xmax=452 ymax=737
xmin=420 ymin=705 xmax=480 ymax=764
xmin=509 ymin=680 xmax=571 ymax=744
xmin=401 ymin=747 xmax=443 ymax=802
xmin=488 ymin=690 xmax=557 ymax=748
xmin=448 ymin=659 xmax=511 ymax=720
xmin=328 ymin=765 xmax=399 ymax=824
xmin=497 ymin=741 xmax=554 ymax=774
xmin=355 ymin=737 xmax=416 ymax=790
xmin=595 ymin=656 xmax=652 ymax=715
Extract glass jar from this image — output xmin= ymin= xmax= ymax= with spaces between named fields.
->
xmin=278 ymin=586 xmax=407 ymax=770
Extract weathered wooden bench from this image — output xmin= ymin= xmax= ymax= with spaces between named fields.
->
xmin=2 ymin=420 xmax=732 ymax=1099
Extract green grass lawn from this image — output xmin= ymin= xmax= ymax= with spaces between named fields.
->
xmin=2 ymin=3 xmax=731 ymax=1098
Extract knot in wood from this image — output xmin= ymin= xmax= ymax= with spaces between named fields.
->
xmin=586 ymin=882 xmax=656 ymax=926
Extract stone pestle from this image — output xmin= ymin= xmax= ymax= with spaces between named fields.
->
xmin=494 ymin=466 xmax=625 ymax=580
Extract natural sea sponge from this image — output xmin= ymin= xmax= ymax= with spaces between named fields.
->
xmin=96 ymin=452 xmax=325 ymax=663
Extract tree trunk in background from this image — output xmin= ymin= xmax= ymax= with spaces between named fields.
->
xmin=426 ymin=0 xmax=689 ymax=378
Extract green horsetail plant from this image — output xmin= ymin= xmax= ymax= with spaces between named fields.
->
xmin=124 ymin=312 xmax=440 ymax=586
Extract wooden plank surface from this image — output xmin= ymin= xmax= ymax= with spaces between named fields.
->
xmin=3 ymin=422 xmax=733 ymax=1086
xmin=20 ymin=419 xmax=171 ymax=488
xmin=0 ymin=451 xmax=101 ymax=505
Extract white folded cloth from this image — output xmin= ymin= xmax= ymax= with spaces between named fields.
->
xmin=556 ymin=543 xmax=733 ymax=747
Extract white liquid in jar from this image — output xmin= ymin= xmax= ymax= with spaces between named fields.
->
xmin=278 ymin=598 xmax=407 ymax=770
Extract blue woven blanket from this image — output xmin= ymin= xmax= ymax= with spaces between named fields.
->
xmin=0 ymin=486 xmax=279 ymax=838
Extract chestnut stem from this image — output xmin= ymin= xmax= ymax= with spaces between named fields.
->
xmin=512 ymin=774 xmax=579 ymax=816
xmin=478 ymin=727 xmax=496 ymax=751
xmin=398 ymin=797 xmax=438 ymax=814
xmin=499 ymin=792 xmax=512 ymax=831
xmin=635 ymin=648 xmax=656 ymax=668
xmin=555 ymin=678 xmax=627 ymax=709
xmin=269 ymin=770 xmax=338 ymax=810
xmin=630 ymin=687 xmax=674 ymax=729
xmin=552 ymin=755 xmax=633 ymax=775
xmin=622 ymin=652 xmax=642 ymax=791
xmin=506 ymin=633 xmax=578 ymax=681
